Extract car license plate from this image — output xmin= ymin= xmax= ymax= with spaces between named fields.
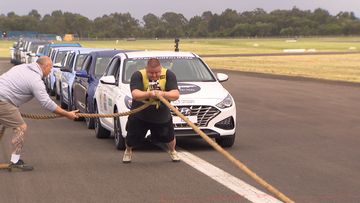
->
xmin=173 ymin=116 xmax=197 ymax=124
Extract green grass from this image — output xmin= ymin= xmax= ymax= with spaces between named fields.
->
xmin=204 ymin=54 xmax=360 ymax=82
xmin=0 ymin=40 xmax=13 ymax=58
xmin=76 ymin=37 xmax=360 ymax=54
xmin=1 ymin=37 xmax=360 ymax=82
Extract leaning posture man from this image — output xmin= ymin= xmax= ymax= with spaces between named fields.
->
xmin=0 ymin=56 xmax=78 ymax=171
xmin=123 ymin=58 xmax=180 ymax=163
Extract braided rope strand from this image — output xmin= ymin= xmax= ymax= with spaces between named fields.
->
xmin=20 ymin=103 xmax=151 ymax=119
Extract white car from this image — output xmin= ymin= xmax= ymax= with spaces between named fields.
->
xmin=94 ymin=51 xmax=236 ymax=149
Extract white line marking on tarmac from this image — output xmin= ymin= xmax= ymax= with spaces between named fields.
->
xmin=178 ymin=150 xmax=283 ymax=203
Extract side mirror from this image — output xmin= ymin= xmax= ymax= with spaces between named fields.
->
xmin=53 ymin=62 xmax=62 ymax=68
xmin=100 ymin=75 xmax=116 ymax=85
xmin=75 ymin=70 xmax=88 ymax=78
xmin=216 ymin=73 xmax=229 ymax=82
xmin=60 ymin=67 xmax=71 ymax=72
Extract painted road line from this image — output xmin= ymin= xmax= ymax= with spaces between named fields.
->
xmin=178 ymin=150 xmax=283 ymax=203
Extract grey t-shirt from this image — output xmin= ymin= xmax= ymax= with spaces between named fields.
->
xmin=130 ymin=69 xmax=178 ymax=123
xmin=0 ymin=62 xmax=57 ymax=111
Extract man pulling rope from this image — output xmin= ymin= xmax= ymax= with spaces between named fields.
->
xmin=0 ymin=56 xmax=78 ymax=172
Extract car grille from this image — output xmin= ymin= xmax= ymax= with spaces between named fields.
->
xmin=171 ymin=105 xmax=220 ymax=128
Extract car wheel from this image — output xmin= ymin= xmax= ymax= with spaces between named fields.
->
xmin=67 ymin=89 xmax=73 ymax=111
xmin=94 ymin=104 xmax=110 ymax=139
xmin=55 ymin=82 xmax=60 ymax=100
xmin=49 ymin=83 xmax=56 ymax=96
xmin=215 ymin=134 xmax=235 ymax=148
xmin=46 ymin=81 xmax=51 ymax=94
xmin=60 ymin=91 xmax=68 ymax=109
xmin=114 ymin=108 xmax=125 ymax=150
xmin=72 ymin=94 xmax=83 ymax=121
xmin=85 ymin=102 xmax=95 ymax=129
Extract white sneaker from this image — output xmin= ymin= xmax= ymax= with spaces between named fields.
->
xmin=169 ymin=151 xmax=180 ymax=162
xmin=122 ymin=149 xmax=132 ymax=163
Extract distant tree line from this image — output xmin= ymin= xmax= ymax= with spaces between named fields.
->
xmin=1 ymin=7 xmax=360 ymax=38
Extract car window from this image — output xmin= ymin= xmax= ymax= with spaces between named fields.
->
xmin=30 ymin=44 xmax=38 ymax=53
xmin=75 ymin=54 xmax=87 ymax=71
xmin=37 ymin=46 xmax=44 ymax=54
xmin=94 ymin=56 xmax=112 ymax=78
xmin=65 ymin=53 xmax=75 ymax=68
xmin=55 ymin=51 xmax=68 ymax=64
xmin=122 ymin=60 xmax=145 ymax=83
xmin=50 ymin=49 xmax=56 ymax=61
xmin=122 ymin=57 xmax=215 ymax=83
xmin=171 ymin=58 xmax=215 ymax=81
xmin=105 ymin=58 xmax=120 ymax=76
xmin=113 ymin=60 xmax=121 ymax=83
xmin=82 ymin=55 xmax=92 ymax=72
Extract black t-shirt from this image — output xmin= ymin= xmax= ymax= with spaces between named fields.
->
xmin=130 ymin=69 xmax=178 ymax=123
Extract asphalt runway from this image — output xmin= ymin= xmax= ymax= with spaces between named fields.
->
xmin=1 ymin=59 xmax=360 ymax=202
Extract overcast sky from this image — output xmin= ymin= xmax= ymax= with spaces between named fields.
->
xmin=1 ymin=0 xmax=359 ymax=21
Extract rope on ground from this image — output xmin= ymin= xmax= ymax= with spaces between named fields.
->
xmin=16 ymin=94 xmax=294 ymax=202
xmin=156 ymin=93 xmax=295 ymax=203
xmin=20 ymin=103 xmax=151 ymax=119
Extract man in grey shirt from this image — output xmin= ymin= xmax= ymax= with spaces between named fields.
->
xmin=0 ymin=56 xmax=78 ymax=172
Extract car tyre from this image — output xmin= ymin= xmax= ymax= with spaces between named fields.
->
xmin=60 ymin=91 xmax=68 ymax=109
xmin=94 ymin=104 xmax=110 ymax=139
xmin=215 ymin=134 xmax=235 ymax=148
xmin=49 ymin=85 xmax=56 ymax=96
xmin=114 ymin=108 xmax=125 ymax=150
xmin=55 ymin=82 xmax=61 ymax=100
xmin=72 ymin=93 xmax=83 ymax=121
xmin=85 ymin=102 xmax=95 ymax=129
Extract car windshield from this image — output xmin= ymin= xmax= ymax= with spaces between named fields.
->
xmin=95 ymin=56 xmax=112 ymax=78
xmin=122 ymin=57 xmax=215 ymax=83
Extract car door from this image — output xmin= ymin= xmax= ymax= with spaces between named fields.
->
xmin=74 ymin=55 xmax=92 ymax=112
xmin=61 ymin=52 xmax=76 ymax=104
xmin=98 ymin=57 xmax=121 ymax=127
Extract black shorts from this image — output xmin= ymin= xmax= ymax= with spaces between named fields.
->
xmin=126 ymin=115 xmax=175 ymax=147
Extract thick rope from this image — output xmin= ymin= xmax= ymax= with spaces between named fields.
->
xmin=20 ymin=103 xmax=151 ymax=119
xmin=156 ymin=93 xmax=295 ymax=203
xmin=1 ymin=103 xmax=150 ymax=169
xmin=12 ymin=95 xmax=294 ymax=202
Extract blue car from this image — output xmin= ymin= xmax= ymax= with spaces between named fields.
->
xmin=72 ymin=50 xmax=124 ymax=128
xmin=46 ymin=47 xmax=81 ymax=96
xmin=41 ymin=43 xmax=82 ymax=95
xmin=39 ymin=42 xmax=82 ymax=57
xmin=59 ymin=48 xmax=108 ymax=111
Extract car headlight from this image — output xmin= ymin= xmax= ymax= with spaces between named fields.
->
xmin=216 ymin=94 xmax=233 ymax=109
xmin=124 ymin=95 xmax=132 ymax=109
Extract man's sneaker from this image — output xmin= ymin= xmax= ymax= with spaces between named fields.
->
xmin=122 ymin=149 xmax=132 ymax=163
xmin=8 ymin=159 xmax=34 ymax=172
xmin=169 ymin=151 xmax=181 ymax=162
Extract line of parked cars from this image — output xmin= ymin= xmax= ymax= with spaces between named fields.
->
xmin=11 ymin=39 xmax=237 ymax=149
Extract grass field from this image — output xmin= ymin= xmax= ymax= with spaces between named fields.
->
xmin=1 ymin=37 xmax=359 ymax=82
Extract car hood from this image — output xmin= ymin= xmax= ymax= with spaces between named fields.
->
xmin=177 ymin=82 xmax=227 ymax=98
